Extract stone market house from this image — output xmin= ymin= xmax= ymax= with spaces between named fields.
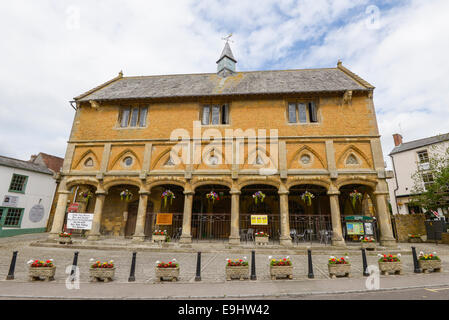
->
xmin=0 ymin=153 xmax=62 ymax=237
xmin=49 ymin=43 xmax=396 ymax=247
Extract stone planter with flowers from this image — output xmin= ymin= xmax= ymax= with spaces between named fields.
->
xmin=225 ymin=257 xmax=249 ymax=281
xmin=328 ymin=256 xmax=351 ymax=278
xmin=255 ymin=232 xmax=269 ymax=245
xmin=27 ymin=259 xmax=56 ymax=281
xmin=269 ymin=256 xmax=293 ymax=280
xmin=89 ymin=259 xmax=115 ymax=282
xmin=378 ymin=254 xmax=402 ymax=275
xmin=152 ymin=230 xmax=167 ymax=243
xmin=58 ymin=232 xmax=72 ymax=244
xmin=360 ymin=236 xmax=376 ymax=251
xmin=418 ymin=252 xmax=442 ymax=273
xmin=408 ymin=234 xmax=423 ymax=243
xmin=155 ymin=259 xmax=179 ymax=282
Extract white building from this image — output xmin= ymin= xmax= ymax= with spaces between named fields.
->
xmin=387 ymin=133 xmax=449 ymax=215
xmin=0 ymin=154 xmax=61 ymax=237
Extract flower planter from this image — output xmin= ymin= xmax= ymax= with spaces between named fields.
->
xmin=255 ymin=236 xmax=269 ymax=246
xmin=155 ymin=267 xmax=180 ymax=282
xmin=378 ymin=261 xmax=402 ymax=275
xmin=408 ymin=237 xmax=422 ymax=243
xmin=28 ymin=266 xmax=56 ymax=281
xmin=270 ymin=265 xmax=293 ymax=280
xmin=419 ymin=260 xmax=442 ymax=273
xmin=58 ymin=237 xmax=72 ymax=245
xmin=89 ymin=267 xmax=115 ymax=282
xmin=225 ymin=265 xmax=249 ymax=281
xmin=361 ymin=242 xmax=376 ymax=251
xmin=328 ymin=264 xmax=351 ymax=278
xmin=152 ymin=235 xmax=166 ymax=243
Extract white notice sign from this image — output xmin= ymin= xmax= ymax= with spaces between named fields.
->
xmin=67 ymin=213 xmax=94 ymax=230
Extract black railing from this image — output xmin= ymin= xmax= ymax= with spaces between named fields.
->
xmin=192 ymin=213 xmax=231 ymax=241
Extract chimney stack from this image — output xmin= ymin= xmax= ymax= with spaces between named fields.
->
xmin=393 ymin=133 xmax=403 ymax=147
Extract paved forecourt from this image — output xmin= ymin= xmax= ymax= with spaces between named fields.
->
xmin=0 ymin=233 xmax=448 ymax=299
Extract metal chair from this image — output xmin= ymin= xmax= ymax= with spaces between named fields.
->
xmin=305 ymin=229 xmax=314 ymax=242
xmin=319 ymin=230 xmax=327 ymax=244
xmin=173 ymin=227 xmax=182 ymax=241
xmin=296 ymin=230 xmax=307 ymax=242
xmin=246 ymin=228 xmax=255 ymax=241
xmin=290 ymin=229 xmax=298 ymax=243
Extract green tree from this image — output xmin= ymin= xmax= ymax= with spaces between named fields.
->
xmin=410 ymin=143 xmax=449 ymax=217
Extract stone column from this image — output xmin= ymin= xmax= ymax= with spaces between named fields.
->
xmin=132 ymin=189 xmax=150 ymax=242
xmin=179 ymin=191 xmax=194 ymax=244
xmin=374 ymin=182 xmax=396 ymax=247
xmin=87 ymin=191 xmax=107 ymax=241
xmin=229 ymin=189 xmax=241 ymax=245
xmin=278 ymin=190 xmax=292 ymax=246
xmin=328 ymin=190 xmax=346 ymax=247
xmin=48 ymin=190 xmax=71 ymax=239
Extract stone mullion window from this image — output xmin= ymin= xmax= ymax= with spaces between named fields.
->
xmin=119 ymin=106 xmax=148 ymax=128
xmin=287 ymin=101 xmax=318 ymax=124
xmin=201 ymin=104 xmax=229 ymax=125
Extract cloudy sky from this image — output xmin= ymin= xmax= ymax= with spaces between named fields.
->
xmin=1 ymin=0 xmax=448 ymax=168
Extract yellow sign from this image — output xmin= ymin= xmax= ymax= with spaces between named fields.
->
xmin=251 ymin=215 xmax=268 ymax=225
xmin=156 ymin=213 xmax=173 ymax=225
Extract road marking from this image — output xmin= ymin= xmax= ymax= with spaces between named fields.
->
xmin=425 ymin=287 xmax=449 ymax=293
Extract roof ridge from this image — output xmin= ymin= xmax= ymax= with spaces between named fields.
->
xmin=0 ymin=154 xmax=50 ymax=168
xmin=120 ymin=67 xmax=339 ymax=79
xmin=401 ymin=132 xmax=449 ymax=145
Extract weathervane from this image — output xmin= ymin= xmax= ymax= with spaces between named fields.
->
xmin=222 ymin=33 xmax=234 ymax=43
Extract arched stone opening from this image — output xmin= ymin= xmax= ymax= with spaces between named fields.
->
xmin=149 ymin=184 xmax=185 ymax=240
xmin=239 ymin=184 xmax=280 ymax=241
xmin=288 ymin=184 xmax=331 ymax=242
xmin=101 ymin=184 xmax=140 ymax=237
xmin=192 ymin=184 xmax=231 ymax=240
xmin=338 ymin=183 xmax=378 ymax=242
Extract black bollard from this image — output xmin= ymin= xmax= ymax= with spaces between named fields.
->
xmin=70 ymin=251 xmax=79 ymax=276
xmin=412 ymin=247 xmax=421 ymax=273
xmin=128 ymin=252 xmax=137 ymax=282
xmin=361 ymin=248 xmax=369 ymax=277
xmin=6 ymin=251 xmax=18 ymax=280
xmin=250 ymin=250 xmax=257 ymax=280
xmin=195 ymin=252 xmax=202 ymax=281
xmin=307 ymin=249 xmax=314 ymax=279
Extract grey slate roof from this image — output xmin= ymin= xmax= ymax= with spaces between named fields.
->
xmin=76 ymin=67 xmax=370 ymax=102
xmin=0 ymin=155 xmax=54 ymax=175
xmin=390 ymin=133 xmax=449 ymax=155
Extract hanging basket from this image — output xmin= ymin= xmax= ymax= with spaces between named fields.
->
xmin=120 ymin=189 xmax=133 ymax=202
xmin=349 ymin=190 xmax=363 ymax=208
xmin=206 ymin=191 xmax=219 ymax=204
xmin=300 ymin=191 xmax=315 ymax=206
xmin=161 ymin=190 xmax=175 ymax=208
xmin=252 ymin=191 xmax=266 ymax=205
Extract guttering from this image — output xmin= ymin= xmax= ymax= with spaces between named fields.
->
xmin=69 ymin=101 xmax=77 ymax=110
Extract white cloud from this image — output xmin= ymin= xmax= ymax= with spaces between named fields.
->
xmin=0 ymin=0 xmax=448 ymax=169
